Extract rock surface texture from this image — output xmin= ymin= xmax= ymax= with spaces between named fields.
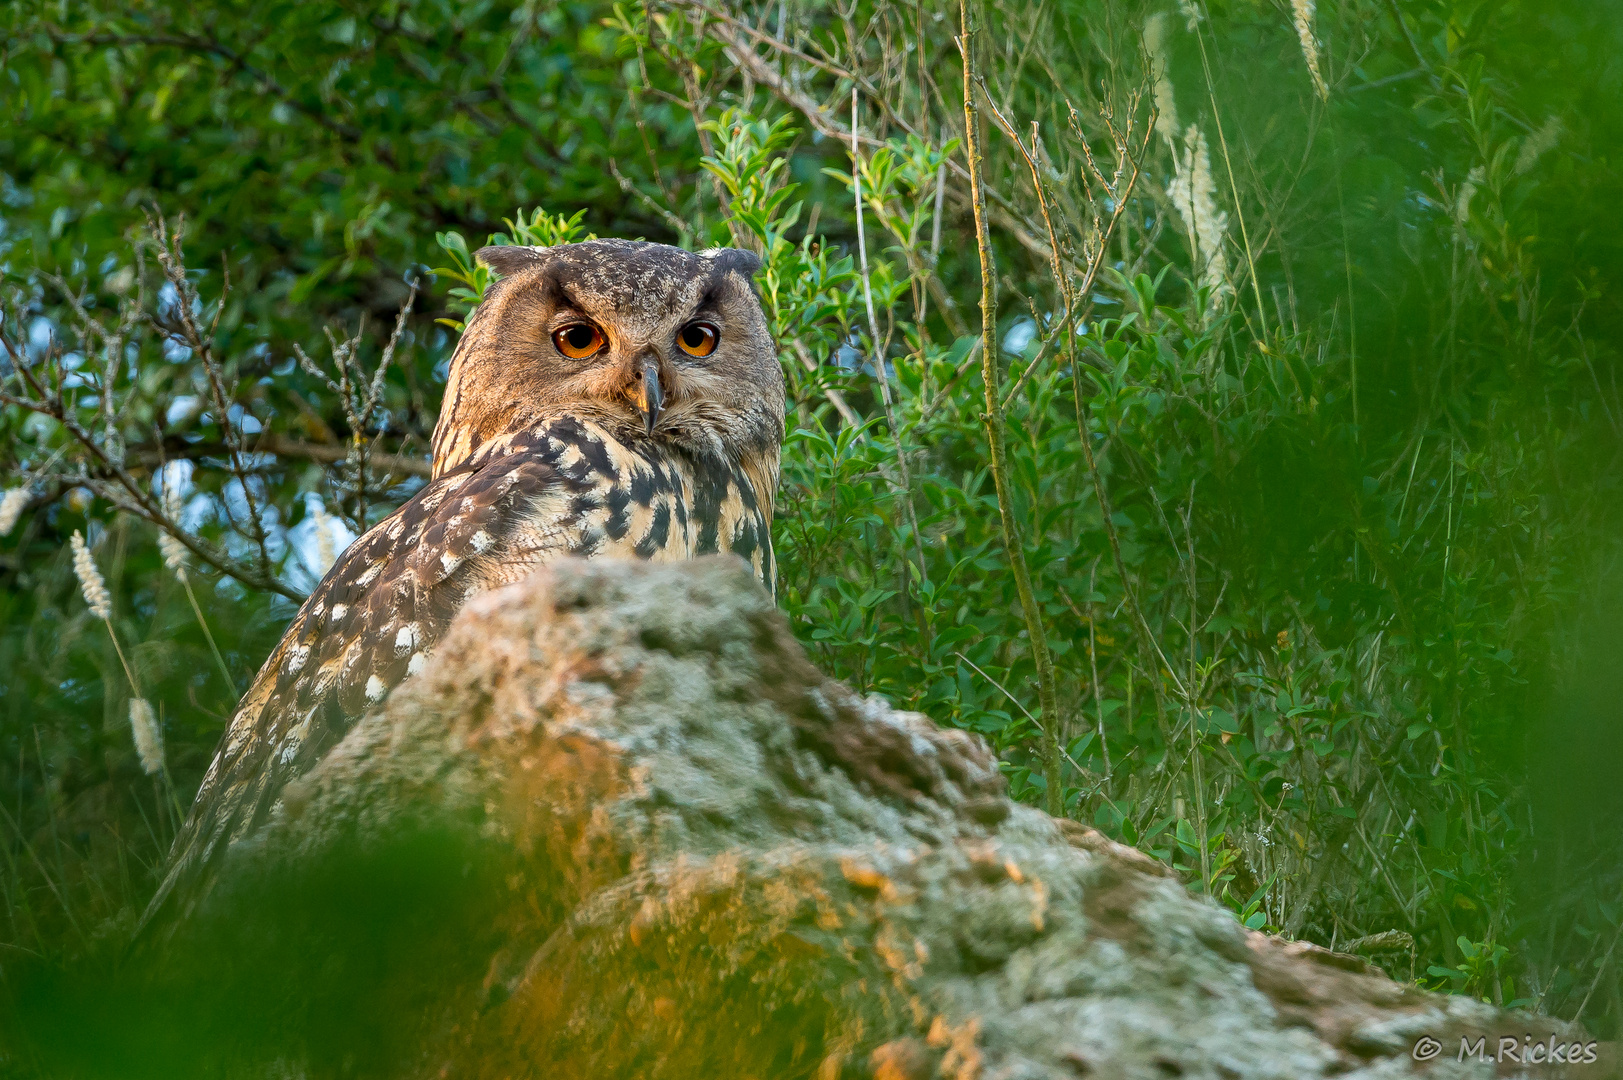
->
xmin=176 ymin=557 xmax=1599 ymax=1079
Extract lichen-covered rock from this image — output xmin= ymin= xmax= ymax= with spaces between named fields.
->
xmin=72 ymin=557 xmax=1599 ymax=1078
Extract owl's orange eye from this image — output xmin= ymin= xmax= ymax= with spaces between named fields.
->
xmin=552 ymin=323 xmax=606 ymax=359
xmin=677 ymin=322 xmax=719 ymax=358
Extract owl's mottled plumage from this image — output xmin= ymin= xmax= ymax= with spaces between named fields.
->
xmin=147 ymin=239 xmax=783 ymax=925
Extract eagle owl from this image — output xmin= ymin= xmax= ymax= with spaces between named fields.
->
xmin=147 ymin=239 xmax=784 ymax=923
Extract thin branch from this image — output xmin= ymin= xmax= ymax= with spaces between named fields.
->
xmin=147 ymin=211 xmax=276 ymax=577
xmin=974 ymin=59 xmax=1176 ymax=744
xmin=960 ymin=0 xmax=1063 ymax=816
xmin=0 ymin=383 xmax=304 ymax=601
xmin=702 ymin=8 xmax=1065 ymax=272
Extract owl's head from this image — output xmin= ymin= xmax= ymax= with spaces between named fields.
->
xmin=430 ymin=239 xmax=784 ymax=477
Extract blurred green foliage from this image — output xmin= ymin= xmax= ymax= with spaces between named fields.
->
xmin=3 ymin=0 xmax=1622 ymax=1056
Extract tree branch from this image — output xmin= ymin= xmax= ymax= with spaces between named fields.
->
xmin=960 ymin=0 xmax=1064 ymax=816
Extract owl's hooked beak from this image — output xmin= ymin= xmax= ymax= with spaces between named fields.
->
xmin=629 ymin=355 xmax=664 ymax=435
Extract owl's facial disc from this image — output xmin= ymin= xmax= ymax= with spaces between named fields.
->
xmin=546 ymin=311 xmax=679 ymax=437
xmin=550 ymin=310 xmax=735 ymax=440
xmin=435 ymin=240 xmax=783 ymax=477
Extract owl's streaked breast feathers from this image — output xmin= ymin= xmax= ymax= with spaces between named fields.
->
xmin=147 ymin=239 xmax=783 ymax=926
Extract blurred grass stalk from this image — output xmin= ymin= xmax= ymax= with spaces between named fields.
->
xmin=71 ymin=530 xmax=181 ymax=820
xmin=157 ymin=480 xmax=234 ymax=693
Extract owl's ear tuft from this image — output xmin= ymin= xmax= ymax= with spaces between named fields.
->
xmin=476 ymin=245 xmax=550 ymax=278
xmin=709 ymin=248 xmax=762 ymax=279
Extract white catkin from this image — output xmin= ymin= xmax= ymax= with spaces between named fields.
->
xmin=1167 ymin=124 xmax=1231 ymax=303
xmin=1291 ymin=0 xmax=1329 ymax=101
xmin=0 ymin=488 xmax=27 ymax=537
xmin=1144 ymin=13 xmax=1180 ymax=144
xmin=158 ymin=532 xmax=189 ymax=581
xmin=1176 ymin=0 xmax=1202 ymax=31
xmin=129 ymin=697 xmax=165 ymax=776
xmin=1514 ymin=116 xmax=1562 ymax=176
xmin=312 ymin=502 xmax=336 ymax=576
xmin=71 ymin=530 xmax=113 ymax=620
xmin=159 ymin=481 xmax=189 ymax=582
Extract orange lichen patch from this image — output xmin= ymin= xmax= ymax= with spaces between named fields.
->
xmin=841 ymin=857 xmax=890 ymax=894
xmin=927 ymin=1016 xmax=983 ymax=1080
xmin=499 ymin=727 xmax=631 ymax=890
xmin=466 ymin=851 xmax=887 ymax=1080
xmin=873 ymin=926 xmax=926 ymax=982
xmin=870 ymin=1037 xmax=933 ymax=1080
xmin=906 ymin=994 xmax=930 ymax=1028
xmin=1027 ymin=877 xmax=1048 ymax=933
xmin=628 ymin=896 xmax=659 ymax=946
xmin=815 ymin=905 xmax=845 ymax=931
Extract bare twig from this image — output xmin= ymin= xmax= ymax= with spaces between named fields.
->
xmin=0 ymin=329 xmax=303 ymax=601
xmin=256 ymin=435 xmax=429 ymax=478
xmin=294 ymin=281 xmax=419 ymax=531
xmin=699 ymin=6 xmax=1066 ymax=272
xmin=147 ymin=211 xmax=276 ymax=578
xmin=960 ymin=0 xmax=1063 ymax=815
xmin=973 ymin=56 xmax=1176 ymax=753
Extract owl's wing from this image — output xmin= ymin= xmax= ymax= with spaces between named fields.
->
xmin=142 ymin=446 xmax=580 ymax=930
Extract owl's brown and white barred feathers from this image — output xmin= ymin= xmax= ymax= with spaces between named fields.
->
xmin=145 ymin=239 xmax=784 ymax=926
